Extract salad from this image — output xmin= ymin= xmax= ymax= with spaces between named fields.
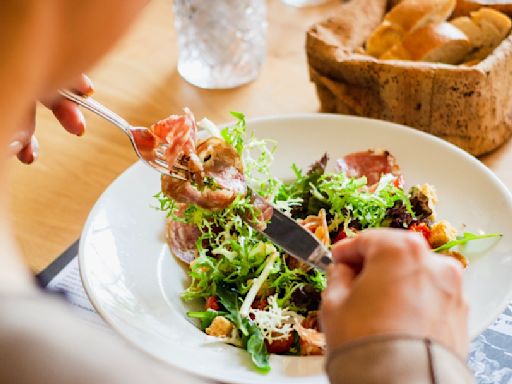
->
xmin=152 ymin=110 xmax=500 ymax=372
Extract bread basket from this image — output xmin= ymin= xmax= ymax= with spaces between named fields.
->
xmin=306 ymin=0 xmax=512 ymax=155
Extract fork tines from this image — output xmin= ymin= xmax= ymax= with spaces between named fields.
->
xmin=153 ymin=146 xmax=190 ymax=181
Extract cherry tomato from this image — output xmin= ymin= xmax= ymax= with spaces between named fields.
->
xmin=409 ymin=222 xmax=431 ymax=242
xmin=394 ymin=175 xmax=404 ymax=189
xmin=251 ymin=298 xmax=268 ymax=310
xmin=265 ymin=332 xmax=295 ymax=354
xmin=333 ymin=229 xmax=347 ymax=244
xmin=205 ymin=296 xmax=220 ymax=311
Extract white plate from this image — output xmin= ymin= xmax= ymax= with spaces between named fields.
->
xmin=80 ymin=114 xmax=512 ymax=384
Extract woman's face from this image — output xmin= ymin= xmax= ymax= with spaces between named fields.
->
xmin=45 ymin=0 xmax=148 ymax=90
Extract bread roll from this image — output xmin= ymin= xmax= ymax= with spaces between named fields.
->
xmin=452 ymin=8 xmax=511 ymax=64
xmin=307 ymin=0 xmax=512 ymax=156
xmin=451 ymin=15 xmax=485 ymax=45
xmin=367 ymin=0 xmax=457 ymax=57
xmin=454 ymin=0 xmax=512 ymax=17
xmin=381 ymin=22 xmax=472 ymax=64
xmin=471 ymin=8 xmax=512 ymax=45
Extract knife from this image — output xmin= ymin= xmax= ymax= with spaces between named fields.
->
xmin=247 ymin=189 xmax=333 ymax=271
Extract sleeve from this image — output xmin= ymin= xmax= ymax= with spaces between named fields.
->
xmin=0 ymin=293 xmax=208 ymax=384
xmin=326 ymin=335 xmax=475 ymax=384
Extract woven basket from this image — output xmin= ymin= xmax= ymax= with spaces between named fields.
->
xmin=306 ymin=0 xmax=512 ymax=155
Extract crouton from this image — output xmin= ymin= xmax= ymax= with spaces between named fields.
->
xmin=205 ymin=316 xmax=233 ymax=337
xmin=442 ymin=250 xmax=469 ymax=268
xmin=429 ymin=220 xmax=457 ymax=248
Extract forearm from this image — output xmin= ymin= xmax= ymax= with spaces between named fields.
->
xmin=0 ymin=205 xmax=35 ymax=294
xmin=326 ymin=335 xmax=474 ymax=384
xmin=0 ymin=1 xmax=58 ymax=294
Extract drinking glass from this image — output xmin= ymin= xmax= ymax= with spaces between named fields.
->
xmin=173 ymin=0 xmax=267 ymax=89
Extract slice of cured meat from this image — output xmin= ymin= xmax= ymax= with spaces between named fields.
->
xmin=196 ymin=137 xmax=246 ymax=194
xmin=295 ymin=319 xmax=326 ymax=356
xmin=161 ymin=137 xmax=247 ymax=210
xmin=166 ymin=205 xmax=200 ymax=264
xmin=336 ymin=149 xmax=401 ymax=186
xmin=149 ymin=108 xmax=202 ymax=172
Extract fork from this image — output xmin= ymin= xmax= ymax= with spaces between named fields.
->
xmin=59 ymin=89 xmax=188 ymax=181
xmin=61 ymin=90 xmax=333 ymax=270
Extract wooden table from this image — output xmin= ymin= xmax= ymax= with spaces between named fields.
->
xmin=7 ymin=0 xmax=512 ymax=273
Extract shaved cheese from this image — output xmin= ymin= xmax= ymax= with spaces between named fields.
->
xmin=249 ymin=295 xmax=303 ymax=343
xmin=240 ymin=249 xmax=278 ymax=317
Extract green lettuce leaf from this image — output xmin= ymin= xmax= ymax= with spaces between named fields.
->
xmin=221 ymin=111 xmax=246 ymax=155
xmin=217 ymin=285 xmax=270 ymax=372
xmin=187 ymin=310 xmax=228 ymax=331
xmin=434 ymin=232 xmax=502 ymax=252
xmin=216 ymin=285 xmax=248 ymax=336
xmin=243 ymin=319 xmax=270 ymax=373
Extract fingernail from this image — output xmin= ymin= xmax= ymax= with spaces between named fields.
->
xmin=8 ymin=140 xmax=24 ymax=155
xmin=31 ymin=136 xmax=39 ymax=161
xmin=17 ymin=147 xmax=33 ymax=164
xmin=82 ymin=74 xmax=94 ymax=96
xmin=75 ymin=112 xmax=86 ymax=136
xmin=16 ymin=137 xmax=39 ymax=164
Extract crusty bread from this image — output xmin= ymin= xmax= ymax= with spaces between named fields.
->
xmin=471 ymin=8 xmax=512 ymax=45
xmin=452 ymin=8 xmax=511 ymax=63
xmin=386 ymin=0 xmax=457 ymax=30
xmin=451 ymin=15 xmax=484 ymax=44
xmin=381 ymin=22 xmax=472 ymax=63
xmin=366 ymin=22 xmax=404 ymax=57
xmin=454 ymin=0 xmax=512 ymax=17
xmin=367 ymin=0 xmax=457 ymax=57
xmin=306 ymin=0 xmax=512 ymax=156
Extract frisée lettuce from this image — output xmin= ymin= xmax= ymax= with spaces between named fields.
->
xmin=154 ymin=111 xmax=501 ymax=372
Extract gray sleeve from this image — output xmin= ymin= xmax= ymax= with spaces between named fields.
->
xmin=326 ymin=335 xmax=475 ymax=384
xmin=0 ymin=293 xmax=207 ymax=384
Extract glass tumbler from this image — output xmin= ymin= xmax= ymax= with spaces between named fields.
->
xmin=173 ymin=0 xmax=267 ymax=89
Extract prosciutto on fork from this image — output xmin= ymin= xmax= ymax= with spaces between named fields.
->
xmin=154 ymin=110 xmax=247 ymax=210
xmin=149 ymin=108 xmax=203 ymax=173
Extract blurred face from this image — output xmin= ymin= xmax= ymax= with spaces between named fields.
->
xmin=44 ymin=0 xmax=148 ymax=91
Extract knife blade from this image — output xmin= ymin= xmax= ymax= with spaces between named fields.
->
xmin=247 ymin=190 xmax=333 ymax=271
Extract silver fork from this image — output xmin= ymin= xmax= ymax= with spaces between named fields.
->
xmin=61 ymin=90 xmax=333 ymax=270
xmin=59 ymin=89 xmax=188 ymax=181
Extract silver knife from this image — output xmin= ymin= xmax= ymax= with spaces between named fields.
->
xmin=247 ymin=189 xmax=333 ymax=271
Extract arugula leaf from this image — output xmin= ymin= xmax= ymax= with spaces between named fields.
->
xmin=216 ymin=285 xmax=248 ymax=336
xmin=434 ymin=232 xmax=502 ymax=252
xmin=216 ymin=285 xmax=270 ymax=372
xmin=187 ymin=310 xmax=228 ymax=331
xmin=243 ymin=319 xmax=270 ymax=373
